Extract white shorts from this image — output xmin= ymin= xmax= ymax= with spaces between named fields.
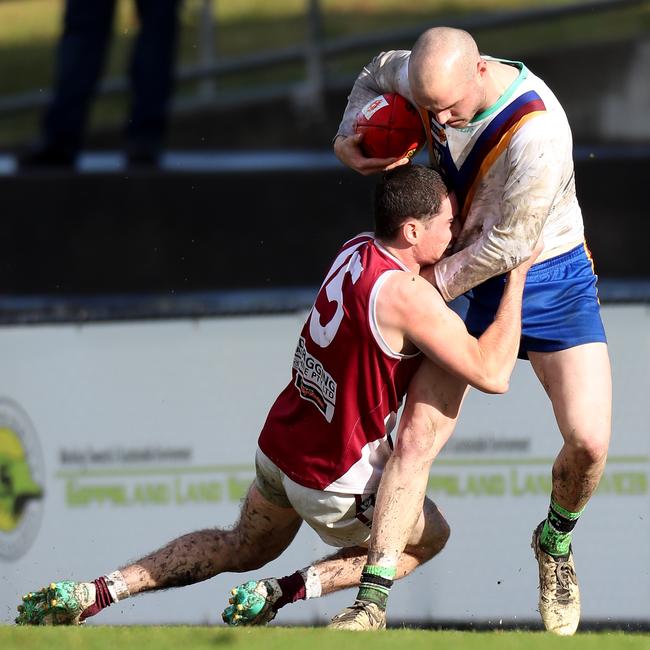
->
xmin=255 ymin=447 xmax=376 ymax=548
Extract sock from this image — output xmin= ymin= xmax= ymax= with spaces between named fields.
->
xmin=105 ymin=570 xmax=131 ymax=601
xmin=79 ymin=570 xmax=130 ymax=621
xmin=300 ymin=566 xmax=322 ymax=600
xmin=540 ymin=499 xmax=584 ymax=557
xmin=272 ymin=567 xmax=321 ymax=611
xmin=78 ymin=577 xmax=114 ymax=621
xmin=356 ymin=564 xmax=396 ymax=610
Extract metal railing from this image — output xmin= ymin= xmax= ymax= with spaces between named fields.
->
xmin=0 ymin=0 xmax=646 ymax=117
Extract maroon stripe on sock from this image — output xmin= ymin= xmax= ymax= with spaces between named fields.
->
xmin=79 ymin=576 xmax=115 ymax=621
xmin=272 ymin=572 xmax=306 ymax=611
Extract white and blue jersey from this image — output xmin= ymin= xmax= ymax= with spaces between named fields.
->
xmin=338 ymin=50 xmax=607 ymax=353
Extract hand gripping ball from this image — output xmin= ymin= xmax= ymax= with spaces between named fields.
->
xmin=355 ymin=93 xmax=427 ymax=160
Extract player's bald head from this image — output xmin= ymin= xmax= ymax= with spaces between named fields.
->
xmin=408 ymin=27 xmax=480 ymax=105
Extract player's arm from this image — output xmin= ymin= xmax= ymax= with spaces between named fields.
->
xmin=377 ymin=256 xmax=537 ymax=393
xmin=433 ymin=113 xmax=564 ymax=301
xmin=334 ymin=50 xmax=413 ymax=175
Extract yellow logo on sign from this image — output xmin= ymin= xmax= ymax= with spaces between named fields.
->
xmin=0 ymin=399 xmax=45 ymax=560
xmin=0 ymin=427 xmax=43 ymax=532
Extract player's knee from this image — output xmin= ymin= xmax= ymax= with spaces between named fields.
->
xmin=429 ymin=516 xmax=451 ymax=557
xmin=418 ymin=510 xmax=451 ymax=562
xmin=403 ymin=409 xmax=437 ymax=441
xmin=228 ymin=531 xmax=284 ymax=573
xmin=396 ymin=417 xmax=443 ymax=465
xmin=566 ymin=433 xmax=610 ymax=466
xmin=233 ymin=555 xmax=267 ymax=572
xmin=230 ymin=546 xmax=275 ymax=573
xmin=579 ymin=441 xmax=609 ymax=467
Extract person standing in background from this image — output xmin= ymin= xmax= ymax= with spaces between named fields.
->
xmin=21 ymin=0 xmax=183 ymax=168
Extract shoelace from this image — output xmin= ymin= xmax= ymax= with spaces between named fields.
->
xmin=333 ymin=601 xmax=377 ymax=622
xmin=554 ymin=560 xmax=577 ymax=603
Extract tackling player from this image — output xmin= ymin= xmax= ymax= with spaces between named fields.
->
xmin=15 ymin=165 xmax=539 ymax=628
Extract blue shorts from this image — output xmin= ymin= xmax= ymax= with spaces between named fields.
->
xmin=464 ymin=244 xmax=607 ymax=360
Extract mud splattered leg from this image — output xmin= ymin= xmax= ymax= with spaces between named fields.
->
xmin=367 ymin=359 xmax=466 ymax=570
xmin=528 ymin=343 xmax=611 ymax=636
xmin=312 ymin=496 xmax=450 ymax=595
xmin=529 ymin=343 xmax=611 ymax=512
xmin=120 ymin=483 xmax=302 ymax=595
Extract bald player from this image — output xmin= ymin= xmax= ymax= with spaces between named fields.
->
xmin=332 ymin=27 xmax=611 ymax=635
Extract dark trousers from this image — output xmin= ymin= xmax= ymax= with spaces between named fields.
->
xmin=42 ymin=0 xmax=182 ymax=156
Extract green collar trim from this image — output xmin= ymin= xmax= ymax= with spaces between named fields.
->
xmin=471 ymin=57 xmax=528 ymax=123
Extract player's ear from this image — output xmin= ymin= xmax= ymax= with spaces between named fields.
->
xmin=402 ymin=219 xmax=419 ymax=245
xmin=477 ymin=57 xmax=488 ymax=80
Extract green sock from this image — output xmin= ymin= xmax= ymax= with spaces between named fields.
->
xmin=356 ymin=565 xmax=396 ymax=610
xmin=540 ymin=499 xmax=584 ymax=557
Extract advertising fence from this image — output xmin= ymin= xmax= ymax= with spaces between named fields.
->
xmin=1 ymin=305 xmax=648 ymax=626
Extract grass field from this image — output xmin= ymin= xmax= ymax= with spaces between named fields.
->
xmin=1 ymin=627 xmax=649 ymax=650
xmin=1 ymin=0 xmax=649 ymax=147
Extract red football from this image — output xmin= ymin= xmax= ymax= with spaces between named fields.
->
xmin=355 ymin=93 xmax=426 ymax=160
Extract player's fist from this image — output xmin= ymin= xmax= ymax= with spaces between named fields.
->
xmin=334 ymin=133 xmax=409 ymax=177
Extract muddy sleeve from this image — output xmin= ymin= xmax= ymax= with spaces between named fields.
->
xmin=336 ymin=50 xmax=413 ymax=137
xmin=434 ymin=112 xmax=565 ymax=301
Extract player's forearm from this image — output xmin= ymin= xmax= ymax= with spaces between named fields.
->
xmin=337 ymin=50 xmax=410 ymax=137
xmin=434 ymin=227 xmax=535 ymax=301
xmin=474 ymin=271 xmax=526 ymax=393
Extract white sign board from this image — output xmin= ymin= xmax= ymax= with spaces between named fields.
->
xmin=1 ymin=305 xmax=648 ymax=626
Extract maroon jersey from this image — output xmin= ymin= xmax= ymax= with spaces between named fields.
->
xmin=258 ymin=234 xmax=422 ymax=493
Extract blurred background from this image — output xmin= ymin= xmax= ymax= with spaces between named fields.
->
xmin=0 ymin=0 xmax=648 ymax=629
xmin=0 ymin=0 xmax=648 ymax=306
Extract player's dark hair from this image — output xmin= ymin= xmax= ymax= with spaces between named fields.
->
xmin=374 ymin=164 xmax=448 ymax=240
